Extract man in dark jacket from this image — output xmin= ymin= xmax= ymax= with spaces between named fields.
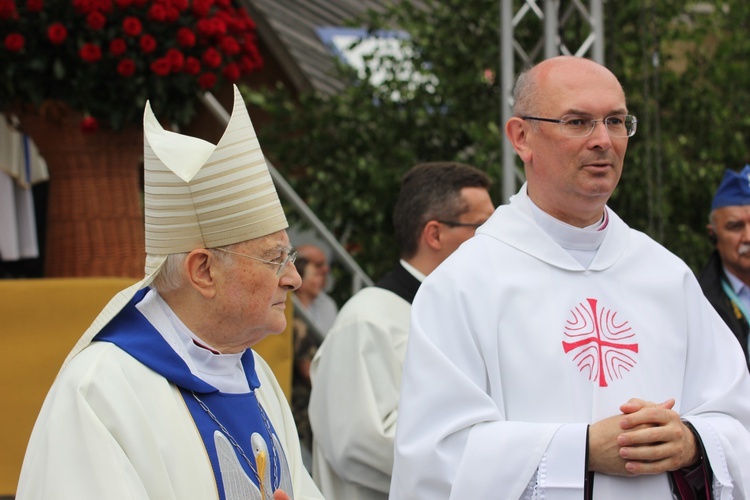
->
xmin=698 ymin=165 xmax=750 ymax=369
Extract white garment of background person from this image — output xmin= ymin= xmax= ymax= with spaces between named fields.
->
xmin=0 ymin=116 xmax=47 ymax=262
xmin=390 ymin=186 xmax=750 ymax=499
xmin=309 ymin=261 xmax=422 ymax=500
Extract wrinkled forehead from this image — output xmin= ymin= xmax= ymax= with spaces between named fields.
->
xmin=714 ymin=205 xmax=750 ymax=224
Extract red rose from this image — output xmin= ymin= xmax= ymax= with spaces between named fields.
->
xmin=212 ymin=18 xmax=227 ymax=36
xmin=219 ymin=36 xmax=240 ymax=56
xmin=164 ymin=6 xmax=179 ymax=22
xmin=147 ymin=4 xmax=166 ymax=22
xmin=222 ymin=15 xmax=242 ymax=34
xmin=47 ymin=23 xmax=68 ymax=45
xmin=0 ymin=0 xmax=18 ymax=20
xmin=79 ymin=43 xmax=102 ymax=62
xmin=72 ymin=0 xmax=95 ymax=14
xmin=201 ymin=47 xmax=221 ymax=68
xmin=4 ymin=33 xmax=24 ymax=52
xmin=172 ymin=0 xmax=188 ymax=10
xmin=214 ymin=10 xmax=231 ymax=25
xmin=122 ymin=16 xmax=142 ymax=37
xmin=222 ymin=62 xmax=240 ymax=82
xmin=117 ymin=58 xmax=136 ymax=77
xmin=139 ymin=34 xmax=156 ymax=53
xmin=150 ymin=57 xmax=171 ymax=76
xmin=94 ymin=0 xmax=112 ymax=13
xmin=196 ymin=18 xmax=213 ymax=37
xmin=132 ymin=0 xmax=148 ymax=7
xmin=165 ymin=48 xmax=184 ymax=71
xmin=240 ymin=54 xmax=263 ymax=73
xmin=176 ymin=27 xmax=195 ymax=48
xmin=109 ymin=38 xmax=126 ymax=56
xmin=80 ymin=116 xmax=99 ymax=133
xmin=26 ymin=0 xmax=43 ymax=13
xmin=114 ymin=0 xmax=132 ymax=7
xmin=191 ymin=0 xmax=212 ymax=18
xmin=183 ymin=56 xmax=201 ymax=75
xmin=198 ymin=72 xmax=217 ymax=89
xmin=216 ymin=0 xmax=230 ymax=7
xmin=86 ymin=11 xmax=106 ymax=30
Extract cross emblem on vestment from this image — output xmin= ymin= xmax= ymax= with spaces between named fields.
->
xmin=562 ymin=298 xmax=639 ymax=387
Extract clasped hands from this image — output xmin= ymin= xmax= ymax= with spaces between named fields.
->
xmin=588 ymin=398 xmax=700 ymax=476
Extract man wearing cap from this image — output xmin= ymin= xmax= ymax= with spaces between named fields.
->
xmin=16 ymin=87 xmax=323 ymax=500
xmin=699 ymin=164 xmax=750 ymax=369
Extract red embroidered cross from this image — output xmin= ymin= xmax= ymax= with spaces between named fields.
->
xmin=562 ymin=298 xmax=639 ymax=387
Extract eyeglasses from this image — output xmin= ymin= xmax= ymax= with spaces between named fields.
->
xmin=213 ymin=247 xmax=298 ymax=277
xmin=436 ymin=219 xmax=484 ymax=229
xmin=520 ymin=114 xmax=637 ymax=138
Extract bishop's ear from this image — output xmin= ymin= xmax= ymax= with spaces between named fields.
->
xmin=185 ymin=249 xmax=217 ymax=298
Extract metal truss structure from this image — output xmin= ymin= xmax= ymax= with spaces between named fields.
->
xmin=500 ymin=0 xmax=606 ymax=201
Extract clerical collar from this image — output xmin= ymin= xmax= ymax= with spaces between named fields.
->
xmin=526 ymin=194 xmax=608 ymax=268
xmin=136 ymin=289 xmax=250 ymax=393
xmin=400 ymin=259 xmax=426 ymax=282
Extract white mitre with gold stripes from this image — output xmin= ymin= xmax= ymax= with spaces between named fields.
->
xmin=62 ymin=85 xmax=287 ymax=367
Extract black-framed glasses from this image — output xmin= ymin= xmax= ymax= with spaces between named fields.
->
xmin=213 ymin=247 xmax=298 ymax=277
xmin=436 ymin=219 xmax=484 ymax=229
xmin=521 ymin=114 xmax=637 ymax=138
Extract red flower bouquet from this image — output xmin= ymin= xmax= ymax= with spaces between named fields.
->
xmin=0 ymin=0 xmax=263 ymax=130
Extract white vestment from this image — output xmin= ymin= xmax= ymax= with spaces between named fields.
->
xmin=309 ymin=283 xmax=412 ymax=500
xmin=390 ymin=187 xmax=750 ymax=500
xmin=17 ymin=302 xmax=323 ymax=500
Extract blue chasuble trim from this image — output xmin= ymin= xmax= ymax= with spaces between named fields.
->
xmin=93 ymin=288 xmax=288 ymax=500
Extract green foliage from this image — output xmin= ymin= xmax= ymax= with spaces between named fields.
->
xmin=608 ymin=1 xmax=750 ymax=271
xmin=247 ymin=0 xmax=750 ymax=292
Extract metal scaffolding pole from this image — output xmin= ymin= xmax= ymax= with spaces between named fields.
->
xmin=500 ymin=0 xmax=605 ymax=202
xmin=500 ymin=0 xmax=516 ymax=203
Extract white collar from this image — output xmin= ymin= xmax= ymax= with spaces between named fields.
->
xmin=526 ymin=194 xmax=608 ymax=251
xmin=400 ymin=258 xmax=426 ymax=282
xmin=136 ymin=290 xmax=250 ymax=393
xmin=524 ymin=190 xmax=607 ymax=269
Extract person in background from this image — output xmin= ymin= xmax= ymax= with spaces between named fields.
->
xmin=290 ymin=255 xmax=321 ymax=464
xmin=295 ymin=244 xmax=338 ymax=339
xmin=390 ymin=56 xmax=750 ymax=499
xmin=17 ymin=86 xmax=323 ymax=500
xmin=308 ymin=161 xmax=494 ymax=500
xmin=698 ymin=164 xmax=750 ymax=368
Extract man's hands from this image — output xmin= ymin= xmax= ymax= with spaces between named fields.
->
xmin=588 ymin=398 xmax=699 ymax=476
